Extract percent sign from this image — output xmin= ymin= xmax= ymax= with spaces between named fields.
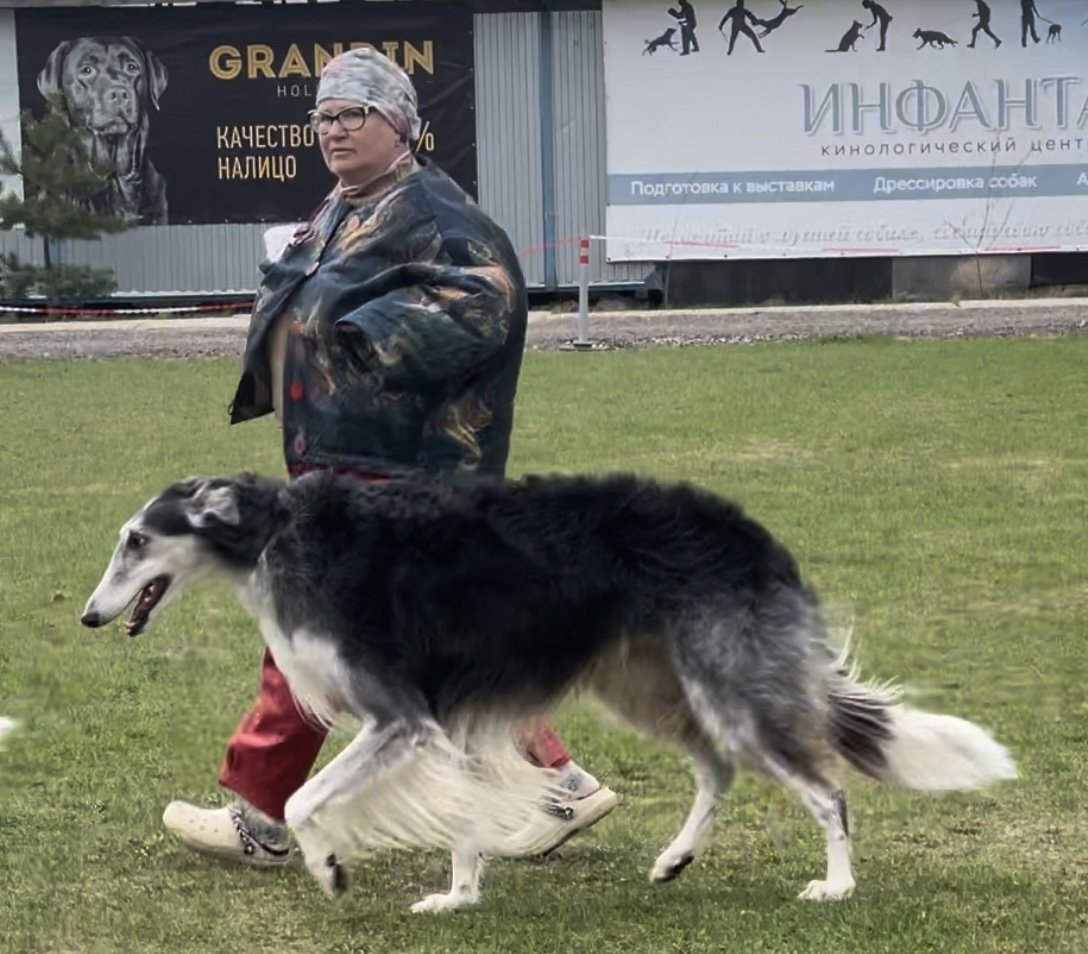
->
xmin=415 ymin=120 xmax=436 ymax=152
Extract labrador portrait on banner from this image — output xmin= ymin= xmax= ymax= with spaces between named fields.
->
xmin=37 ymin=36 xmax=170 ymax=225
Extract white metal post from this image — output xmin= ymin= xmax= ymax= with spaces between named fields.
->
xmin=575 ymin=236 xmax=590 ymax=349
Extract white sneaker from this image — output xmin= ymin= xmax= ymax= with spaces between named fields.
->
xmin=162 ymin=800 xmax=291 ymax=868
xmin=503 ymin=787 xmax=619 ymax=857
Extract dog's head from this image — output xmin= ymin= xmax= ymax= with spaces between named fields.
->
xmin=38 ymin=36 xmax=168 ymax=136
xmin=81 ymin=475 xmax=283 ymax=637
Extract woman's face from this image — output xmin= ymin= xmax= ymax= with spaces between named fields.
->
xmin=313 ymin=98 xmax=402 ymax=188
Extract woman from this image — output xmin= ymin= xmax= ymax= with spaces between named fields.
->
xmin=163 ymin=47 xmax=616 ymax=867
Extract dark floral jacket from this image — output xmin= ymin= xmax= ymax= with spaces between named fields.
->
xmin=229 ymin=158 xmax=528 ymax=480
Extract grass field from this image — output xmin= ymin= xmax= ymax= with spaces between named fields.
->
xmin=0 ymin=337 xmax=1086 ymax=954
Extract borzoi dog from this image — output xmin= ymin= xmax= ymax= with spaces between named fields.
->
xmin=82 ymin=471 xmax=1016 ymax=911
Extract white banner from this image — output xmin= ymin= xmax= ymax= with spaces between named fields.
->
xmin=603 ymin=0 xmax=1088 ymax=260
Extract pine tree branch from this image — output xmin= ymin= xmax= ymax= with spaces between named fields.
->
xmin=0 ymin=98 xmax=132 ymax=246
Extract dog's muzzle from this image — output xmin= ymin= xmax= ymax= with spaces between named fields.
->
xmin=81 ymin=575 xmax=171 ymax=637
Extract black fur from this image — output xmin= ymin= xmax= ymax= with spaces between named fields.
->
xmin=175 ymin=470 xmax=902 ymax=789
xmin=226 ymin=471 xmax=804 ymax=724
xmin=147 ymin=474 xmax=285 ymax=567
xmin=831 ymin=789 xmax=849 ymax=837
xmin=827 ymin=677 xmax=894 ymax=778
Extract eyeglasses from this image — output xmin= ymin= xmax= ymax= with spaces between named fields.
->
xmin=307 ymin=105 xmax=372 ymax=134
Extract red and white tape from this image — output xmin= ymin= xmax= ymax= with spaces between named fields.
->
xmin=0 ymin=301 xmax=249 ymax=318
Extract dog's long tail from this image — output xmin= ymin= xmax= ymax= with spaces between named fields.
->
xmin=826 ymin=654 xmax=1017 ymax=791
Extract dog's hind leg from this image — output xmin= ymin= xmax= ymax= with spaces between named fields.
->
xmin=754 ymin=754 xmax=854 ymax=901
xmin=684 ymin=676 xmax=854 ymax=899
xmin=669 ymin=592 xmax=855 ymax=900
xmin=651 ymin=747 xmax=735 ymax=883
xmin=411 ymin=843 xmax=484 ymax=914
xmin=580 ymin=634 xmax=734 ymax=883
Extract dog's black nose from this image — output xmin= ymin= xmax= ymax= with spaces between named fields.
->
xmin=81 ymin=611 xmax=102 ymax=628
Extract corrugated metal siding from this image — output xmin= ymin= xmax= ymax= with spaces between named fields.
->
xmin=551 ymin=10 xmax=648 ymax=287
xmin=59 ymin=224 xmax=268 ymax=294
xmin=473 ymin=12 xmax=546 ymax=288
xmin=0 ymin=224 xmax=273 ymax=295
xmin=0 ymin=10 xmax=22 ymax=202
xmin=0 ymin=230 xmax=44 ymax=267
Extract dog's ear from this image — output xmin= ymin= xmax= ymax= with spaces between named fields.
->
xmin=37 ymin=41 xmax=72 ymax=100
xmin=136 ymin=40 xmax=169 ymax=110
xmin=185 ymin=483 xmax=241 ymax=529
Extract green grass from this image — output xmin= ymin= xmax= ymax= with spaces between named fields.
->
xmin=1 ymin=338 xmax=1086 ymax=954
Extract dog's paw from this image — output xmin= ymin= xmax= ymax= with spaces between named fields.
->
xmin=410 ymin=891 xmax=478 ymax=914
xmin=308 ymin=852 xmax=351 ymax=900
xmin=650 ymin=850 xmax=695 ymax=884
xmin=798 ymin=877 xmax=855 ymax=902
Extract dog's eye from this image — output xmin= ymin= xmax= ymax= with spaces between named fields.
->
xmin=125 ymin=62 xmax=140 ymax=74
xmin=79 ymin=64 xmax=94 ymax=76
xmin=126 ymin=532 xmax=149 ymax=550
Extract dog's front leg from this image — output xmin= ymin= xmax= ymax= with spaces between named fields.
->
xmin=411 ymin=843 xmax=484 ymax=914
xmin=285 ymin=718 xmax=422 ymax=900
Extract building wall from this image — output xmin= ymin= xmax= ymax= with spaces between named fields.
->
xmin=0 ymin=7 xmax=649 ymax=295
xmin=474 ymin=12 xmax=545 ymax=288
xmin=551 ymin=10 xmax=645 ymax=289
xmin=0 ymin=10 xmax=21 ymax=202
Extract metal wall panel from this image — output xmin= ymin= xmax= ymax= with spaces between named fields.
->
xmin=473 ymin=12 xmax=546 ymax=288
xmin=60 ymin=224 xmax=269 ymax=294
xmin=0 ymin=11 xmax=22 ymax=202
xmin=0 ymin=224 xmax=271 ymax=295
xmin=551 ymin=9 xmax=647 ymax=287
xmin=0 ymin=230 xmax=44 ymax=267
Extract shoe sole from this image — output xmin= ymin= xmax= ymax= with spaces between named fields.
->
xmin=173 ymin=832 xmax=291 ymax=868
xmin=539 ymin=789 xmax=620 ymax=856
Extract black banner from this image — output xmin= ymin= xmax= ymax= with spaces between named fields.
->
xmin=14 ymin=2 xmax=476 ymax=225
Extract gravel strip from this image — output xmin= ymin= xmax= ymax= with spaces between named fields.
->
xmin=0 ymin=299 xmax=1085 ymax=362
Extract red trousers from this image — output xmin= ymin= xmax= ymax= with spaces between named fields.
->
xmin=220 ymin=652 xmax=573 ymax=820
xmin=218 ymin=470 xmax=571 ymax=820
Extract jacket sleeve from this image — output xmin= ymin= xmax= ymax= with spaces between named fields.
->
xmin=332 ymin=238 xmax=522 ymax=392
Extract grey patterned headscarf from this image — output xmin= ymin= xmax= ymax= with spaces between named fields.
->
xmin=315 ymin=48 xmax=421 ymax=141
